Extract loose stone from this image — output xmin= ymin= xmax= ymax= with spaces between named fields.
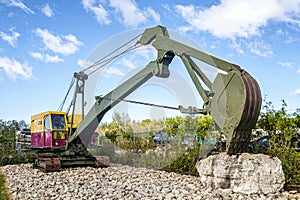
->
xmin=0 ymin=163 xmax=296 ymax=200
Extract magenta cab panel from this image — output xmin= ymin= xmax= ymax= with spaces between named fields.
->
xmin=44 ymin=130 xmax=52 ymax=147
xmin=31 ymin=132 xmax=45 ymax=147
xmin=52 ymin=136 xmax=68 ymax=147
xmin=51 ymin=130 xmax=68 ymax=147
xmin=31 ymin=131 xmax=68 ymax=148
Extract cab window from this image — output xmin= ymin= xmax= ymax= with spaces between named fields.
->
xmin=52 ymin=114 xmax=66 ymax=129
xmin=44 ymin=115 xmax=51 ymax=130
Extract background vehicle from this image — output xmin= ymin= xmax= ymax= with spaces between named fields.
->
xmin=31 ymin=25 xmax=262 ymax=171
xmin=15 ymin=128 xmax=31 ymax=151
xmin=249 ymin=135 xmax=270 ymax=153
xmin=153 ymin=133 xmax=173 ymax=144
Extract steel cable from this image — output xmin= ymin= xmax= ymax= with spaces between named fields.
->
xmin=100 ymin=96 xmax=179 ymax=111
xmin=57 ymin=33 xmax=144 ymax=112
xmin=81 ymin=33 xmax=143 ymax=75
xmin=57 ymin=77 xmax=75 ymax=111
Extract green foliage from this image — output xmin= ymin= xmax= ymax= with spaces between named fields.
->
xmin=116 ymin=135 xmax=156 ymax=153
xmin=163 ymin=145 xmax=200 ymax=175
xmin=0 ymin=119 xmax=23 ymax=199
xmin=196 ymin=116 xmax=213 ymax=137
xmin=140 ymin=118 xmax=159 ymax=136
xmin=0 ymin=119 xmax=34 ymax=166
xmin=0 ymin=135 xmax=9 ymax=143
xmin=89 ymin=136 xmax=116 ymax=157
xmin=164 ymin=116 xmax=181 ymax=135
xmin=99 ymin=113 xmax=214 ymax=173
xmin=268 ymin=133 xmax=300 ymax=184
xmin=257 ymin=99 xmax=299 ymax=134
xmin=1 ymin=153 xmax=35 ymax=166
xmin=0 ymin=172 xmax=11 ymax=200
xmin=256 ymin=98 xmax=300 ymax=185
xmin=102 ymin=122 xmax=119 ymax=143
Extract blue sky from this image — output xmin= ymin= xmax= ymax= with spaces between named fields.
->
xmin=0 ymin=0 xmax=300 ymax=123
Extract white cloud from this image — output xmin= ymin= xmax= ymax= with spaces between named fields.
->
xmin=246 ymin=40 xmax=273 ymax=57
xmin=102 ymin=67 xmax=125 ymax=77
xmin=77 ymin=59 xmax=93 ymax=69
xmin=162 ymin=4 xmax=171 ymax=12
xmin=34 ymin=28 xmax=83 ymax=55
xmin=293 ymin=89 xmax=300 ymax=95
xmin=118 ymin=57 xmax=137 ymax=69
xmin=29 ymin=52 xmax=43 ymax=60
xmin=81 ymin=0 xmax=160 ymax=27
xmin=284 ymin=36 xmax=299 ymax=44
xmin=41 ymin=3 xmax=54 ymax=17
xmin=275 ymin=29 xmax=286 ymax=36
xmin=109 ymin=0 xmax=146 ymax=27
xmin=77 ymin=58 xmax=124 ymax=77
xmin=0 ymin=56 xmax=33 ymax=80
xmin=113 ymin=46 xmax=156 ymax=70
xmin=82 ymin=0 xmax=111 ymax=25
xmin=0 ymin=29 xmax=20 ymax=47
xmin=145 ymin=7 xmax=160 ymax=24
xmin=229 ymin=40 xmax=244 ymax=55
xmin=1 ymin=0 xmax=34 ymax=14
xmin=175 ymin=0 xmax=300 ymax=39
xmin=297 ymin=69 xmax=300 ymax=74
xmin=278 ymin=61 xmax=294 ymax=68
xmin=29 ymin=52 xmax=63 ymax=63
xmin=43 ymin=54 xmax=63 ymax=63
xmin=132 ymin=45 xmax=156 ymax=60
xmin=109 ymin=0 xmax=160 ymax=27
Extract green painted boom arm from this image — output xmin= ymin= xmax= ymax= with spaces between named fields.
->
xmin=68 ymin=61 xmax=160 ymax=145
xmin=138 ymin=26 xmax=237 ymax=113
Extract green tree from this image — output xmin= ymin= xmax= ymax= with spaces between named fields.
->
xmin=165 ymin=116 xmax=182 ymax=135
xmin=257 ymin=99 xmax=298 ymax=134
xmin=195 ymin=115 xmax=213 ymax=137
xmin=18 ymin=120 xmax=28 ymax=130
xmin=102 ymin=122 xmax=119 ymax=143
xmin=293 ymin=109 xmax=300 ymax=128
xmin=256 ymin=99 xmax=300 ymax=184
xmin=141 ymin=119 xmax=155 ymax=135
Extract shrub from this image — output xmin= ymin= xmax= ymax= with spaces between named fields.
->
xmin=267 ymin=132 xmax=300 ymax=184
xmin=162 ymin=145 xmax=200 ymax=175
xmin=257 ymin=99 xmax=300 ymax=185
xmin=0 ymin=172 xmax=11 ymax=200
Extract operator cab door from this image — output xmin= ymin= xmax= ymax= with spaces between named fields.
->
xmin=43 ymin=115 xmax=52 ymax=147
xmin=51 ymin=114 xmax=68 ymax=148
xmin=32 ymin=114 xmax=52 ymax=147
xmin=31 ymin=116 xmax=47 ymax=148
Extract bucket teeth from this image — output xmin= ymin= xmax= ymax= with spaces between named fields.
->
xmin=210 ymin=64 xmax=262 ymax=155
xmin=226 ymin=65 xmax=262 ymax=154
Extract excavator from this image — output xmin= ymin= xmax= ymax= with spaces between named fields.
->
xmin=30 ymin=25 xmax=262 ymax=172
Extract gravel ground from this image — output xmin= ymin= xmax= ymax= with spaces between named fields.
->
xmin=0 ymin=164 xmax=298 ymax=200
